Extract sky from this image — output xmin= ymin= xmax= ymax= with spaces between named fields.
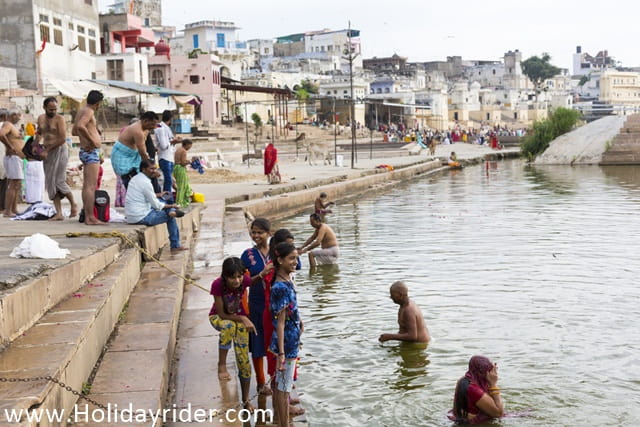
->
xmin=99 ymin=0 xmax=640 ymax=71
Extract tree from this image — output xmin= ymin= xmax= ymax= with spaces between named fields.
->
xmin=251 ymin=113 xmax=262 ymax=150
xmin=299 ymin=79 xmax=318 ymax=94
xmin=520 ymin=107 xmax=581 ymax=160
xmin=522 ymin=53 xmax=561 ymax=96
xmin=578 ymin=75 xmax=589 ymax=87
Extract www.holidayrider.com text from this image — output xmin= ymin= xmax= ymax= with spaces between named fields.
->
xmin=4 ymin=403 xmax=273 ymax=425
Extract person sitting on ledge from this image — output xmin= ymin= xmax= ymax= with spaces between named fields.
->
xmin=378 ymin=281 xmax=430 ymax=344
xmin=125 ymin=159 xmax=187 ymax=252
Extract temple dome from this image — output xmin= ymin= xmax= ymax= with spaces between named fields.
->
xmin=154 ymin=39 xmax=170 ymax=56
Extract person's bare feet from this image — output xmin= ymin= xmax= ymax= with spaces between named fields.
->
xmin=218 ymin=366 xmax=232 ymax=381
xmin=3 ymin=211 xmax=16 ymax=218
xmin=84 ymin=217 xmax=105 ymax=225
xmin=289 ymin=406 xmax=305 ymax=417
xmin=258 ymin=383 xmax=272 ymax=395
xmin=49 ymin=215 xmax=64 ymax=221
xmin=289 ymin=397 xmax=301 ymax=405
xmin=243 ymin=402 xmax=255 ymax=412
xmin=69 ymin=204 xmax=79 ymax=218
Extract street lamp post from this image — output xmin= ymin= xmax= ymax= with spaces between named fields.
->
xmin=333 ymin=96 xmax=338 ymax=166
xmin=345 ymin=21 xmax=358 ymax=169
xmin=244 ymin=102 xmax=250 ymax=168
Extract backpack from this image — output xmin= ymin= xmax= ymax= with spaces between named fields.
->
xmin=79 ymin=190 xmax=111 ymax=223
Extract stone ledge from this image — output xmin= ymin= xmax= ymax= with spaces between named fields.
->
xmin=0 ymin=248 xmax=141 ymax=425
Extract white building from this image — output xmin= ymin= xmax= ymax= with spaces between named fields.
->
xmin=0 ymin=0 xmax=100 ymax=93
xmin=172 ymin=20 xmax=248 ymax=56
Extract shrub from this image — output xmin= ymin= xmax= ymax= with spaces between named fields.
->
xmin=521 ymin=107 xmax=581 ymax=160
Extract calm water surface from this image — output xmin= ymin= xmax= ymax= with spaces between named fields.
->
xmin=277 ymin=160 xmax=640 ymax=427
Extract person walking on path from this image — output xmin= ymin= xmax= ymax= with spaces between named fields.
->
xmin=72 ymin=90 xmax=104 ymax=225
xmin=0 ymin=108 xmax=25 ymax=217
xmin=298 ymin=213 xmax=340 ymax=267
xmin=38 ymin=97 xmax=78 ymax=220
xmin=378 ymin=281 xmax=430 ymax=344
xmin=209 ymin=257 xmax=256 ymax=411
xmin=173 ymin=139 xmax=193 ymax=208
xmin=240 ymin=218 xmax=274 ymax=396
xmin=155 ymin=110 xmax=181 ymax=193
xmin=264 ymin=142 xmax=281 ymax=184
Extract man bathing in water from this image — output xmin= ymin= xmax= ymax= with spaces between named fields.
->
xmin=314 ymin=192 xmax=334 ymax=220
xmin=379 ymin=281 xmax=430 ymax=344
xmin=298 ymin=213 xmax=339 ymax=268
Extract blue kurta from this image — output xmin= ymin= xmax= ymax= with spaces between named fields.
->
xmin=241 ymin=246 xmax=269 ymax=357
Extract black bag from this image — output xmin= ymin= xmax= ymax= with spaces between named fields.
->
xmin=79 ymin=190 xmax=110 ymax=223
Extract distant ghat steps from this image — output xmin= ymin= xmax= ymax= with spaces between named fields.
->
xmin=601 ymin=114 xmax=640 ymax=165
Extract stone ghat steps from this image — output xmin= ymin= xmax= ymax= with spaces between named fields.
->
xmin=601 ymin=114 xmax=640 ymax=165
xmin=0 ymin=247 xmax=141 ymax=426
xmin=0 ymin=235 xmax=124 ymax=347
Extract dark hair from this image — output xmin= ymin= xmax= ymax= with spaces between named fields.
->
xmin=310 ymin=213 xmax=322 ymax=222
xmin=43 ymin=97 xmax=57 ymax=108
xmin=452 ymin=377 xmax=471 ymax=422
xmin=221 ymin=257 xmax=246 ymax=279
xmin=139 ymin=159 xmax=154 ymax=171
xmin=182 ymin=139 xmax=193 ymax=147
xmin=319 ymin=192 xmax=327 ymax=198
xmin=272 ymin=242 xmax=296 ymax=270
xmin=162 ymin=110 xmax=173 ymax=123
xmin=269 ymin=228 xmax=294 ymax=260
xmin=140 ymin=111 xmax=159 ymax=121
xmin=251 ymin=218 xmax=271 ymax=232
xmin=86 ymin=90 xmax=104 ymax=105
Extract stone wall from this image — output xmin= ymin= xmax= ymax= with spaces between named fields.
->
xmin=0 ymin=1 xmax=36 ymax=90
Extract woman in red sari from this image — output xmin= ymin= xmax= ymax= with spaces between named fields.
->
xmin=264 ymin=143 xmax=281 ymax=184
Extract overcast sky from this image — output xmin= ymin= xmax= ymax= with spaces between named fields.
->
xmin=99 ymin=0 xmax=640 ymax=71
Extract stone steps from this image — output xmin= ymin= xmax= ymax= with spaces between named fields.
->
xmin=601 ymin=114 xmax=640 ymax=165
xmin=72 ymin=210 xmax=202 ymax=426
xmin=0 ymin=247 xmax=141 ymax=426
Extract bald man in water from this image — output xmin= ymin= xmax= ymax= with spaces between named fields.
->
xmin=379 ymin=281 xmax=430 ymax=344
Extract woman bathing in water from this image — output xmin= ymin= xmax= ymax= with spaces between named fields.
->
xmin=450 ymin=355 xmax=504 ymax=424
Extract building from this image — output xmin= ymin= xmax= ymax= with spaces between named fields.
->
xmin=572 ymin=46 xmax=615 ymax=76
xmin=318 ymin=76 xmax=368 ymax=125
xmin=363 ymin=54 xmax=407 ymax=73
xmin=105 ymin=0 xmax=161 ymax=28
xmin=170 ymin=52 xmax=223 ymax=126
xmin=600 ymin=70 xmax=640 ymax=106
xmin=99 ymin=13 xmax=155 ymax=54
xmin=172 ymin=20 xmax=247 ymax=56
xmin=0 ymin=0 xmax=100 ymax=92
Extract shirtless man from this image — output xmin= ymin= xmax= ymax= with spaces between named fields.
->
xmin=379 ymin=281 xmax=430 ymax=344
xmin=72 ymin=90 xmax=103 ymax=225
xmin=314 ymin=192 xmax=335 ymax=221
xmin=298 ymin=213 xmax=339 ymax=268
xmin=0 ymin=109 xmax=25 ymax=217
xmin=112 ymin=111 xmax=157 ymax=188
xmin=38 ymin=97 xmax=78 ymax=220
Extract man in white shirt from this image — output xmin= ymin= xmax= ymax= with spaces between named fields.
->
xmin=125 ymin=159 xmax=187 ymax=252
xmin=155 ymin=110 xmax=181 ymax=194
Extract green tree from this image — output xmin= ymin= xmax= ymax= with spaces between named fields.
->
xmin=299 ymin=79 xmax=318 ymax=94
xmin=522 ymin=53 xmax=561 ymax=96
xmin=578 ymin=75 xmax=589 ymax=86
xmin=251 ymin=113 xmax=262 ymax=150
xmin=521 ymin=107 xmax=581 ymax=160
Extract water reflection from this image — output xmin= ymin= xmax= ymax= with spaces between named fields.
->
xmin=524 ymin=165 xmax=576 ymax=195
xmin=384 ymin=343 xmax=430 ymax=391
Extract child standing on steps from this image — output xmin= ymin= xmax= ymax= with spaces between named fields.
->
xmin=209 ymin=257 xmax=255 ymax=410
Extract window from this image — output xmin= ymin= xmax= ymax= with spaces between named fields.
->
xmin=68 ymin=23 xmax=74 ymax=30
xmin=39 ymin=14 xmax=49 ymax=23
xmin=216 ymin=101 xmax=219 ymax=118
xmin=53 ymin=18 xmax=62 ymax=26
xmin=144 ymin=18 xmax=150 ymax=27
xmin=77 ymin=35 xmax=86 ymax=51
xmin=328 ymin=45 xmax=332 ymax=51
xmin=85 ymin=0 xmax=92 ymax=4
xmin=190 ymin=75 xmax=200 ymax=84
xmin=384 ymin=87 xmax=390 ymax=93
xmin=88 ymin=29 xmax=96 ymax=37
xmin=107 ymin=59 xmax=124 ymax=80
xmin=264 ymin=48 xmax=269 ymax=54
xmin=53 ymin=29 xmax=63 ymax=46
xmin=192 ymin=34 xmax=199 ymax=49
xmin=321 ymin=46 xmax=325 ymax=52
xmin=77 ymin=25 xmax=85 ymax=34
xmin=89 ymin=39 xmax=96 ymax=54
xmin=514 ymin=112 xmax=518 ymax=119
xmin=487 ymin=113 xmax=490 ymax=120
xmin=216 ymin=33 xmax=225 ymax=48
xmin=139 ymin=60 xmax=143 ymax=81
xmin=151 ymin=69 xmax=165 ymax=86
xmin=40 ymin=25 xmax=50 ymax=43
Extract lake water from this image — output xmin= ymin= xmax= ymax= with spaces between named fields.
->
xmin=277 ymin=160 xmax=640 ymax=427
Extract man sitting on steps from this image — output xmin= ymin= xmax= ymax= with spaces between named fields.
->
xmin=125 ymin=159 xmax=188 ymax=252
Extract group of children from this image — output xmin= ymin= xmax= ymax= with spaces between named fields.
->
xmin=209 ymin=218 xmax=304 ymax=427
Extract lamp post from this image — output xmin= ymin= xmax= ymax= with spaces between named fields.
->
xmin=333 ymin=96 xmax=337 ymax=166
xmin=344 ymin=21 xmax=359 ymax=169
xmin=244 ymin=102 xmax=250 ymax=168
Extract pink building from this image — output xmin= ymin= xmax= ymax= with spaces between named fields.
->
xmin=99 ymin=12 xmax=155 ymax=54
xmin=170 ymin=52 xmax=222 ymax=126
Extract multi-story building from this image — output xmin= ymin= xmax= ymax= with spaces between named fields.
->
xmin=172 ymin=20 xmax=247 ymax=56
xmin=318 ymin=76 xmax=368 ymax=124
xmin=105 ymin=0 xmax=161 ymax=28
xmin=572 ymin=46 xmax=615 ymax=76
xmin=363 ymin=54 xmax=407 ymax=73
xmin=0 ymin=0 xmax=100 ymax=92
xmin=600 ymin=70 xmax=640 ymax=106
